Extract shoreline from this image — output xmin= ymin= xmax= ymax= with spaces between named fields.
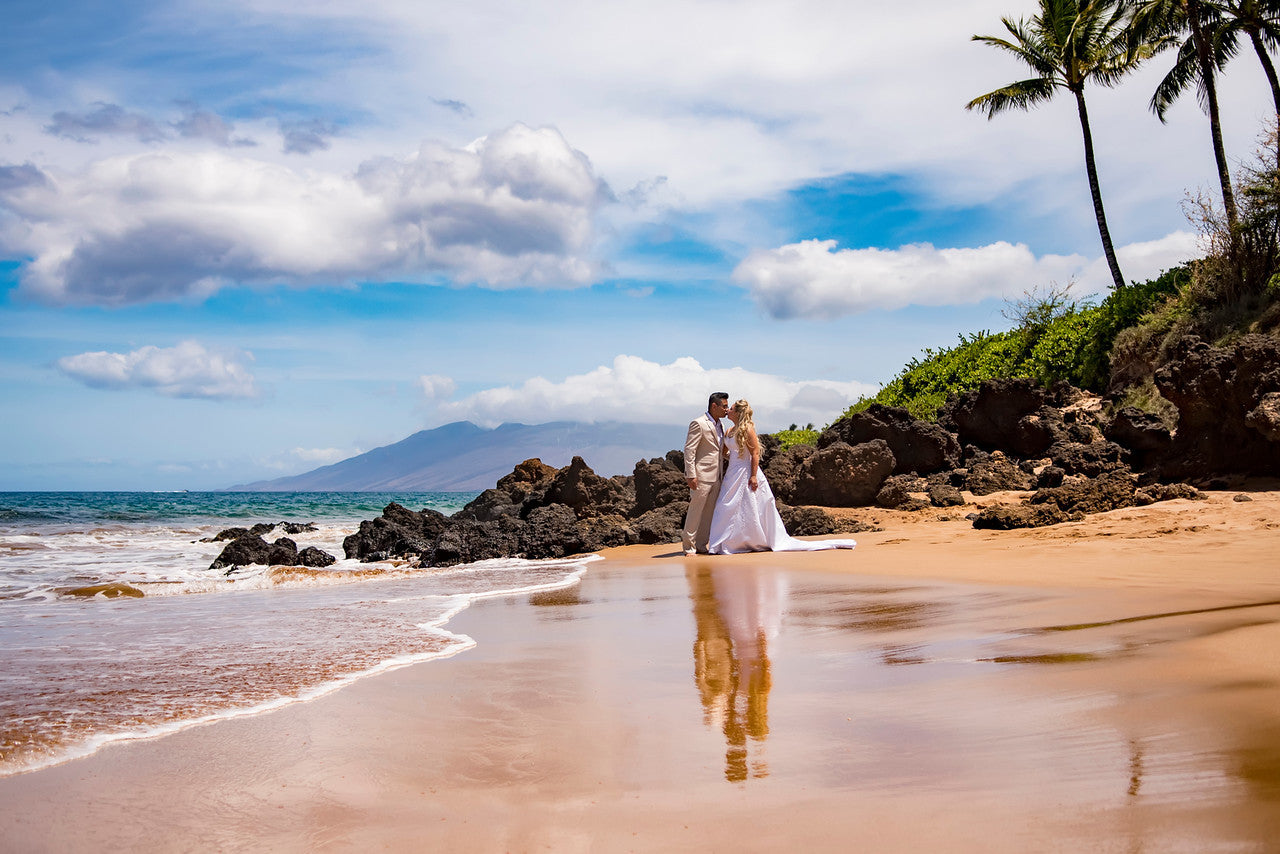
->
xmin=2 ymin=487 xmax=1279 ymax=851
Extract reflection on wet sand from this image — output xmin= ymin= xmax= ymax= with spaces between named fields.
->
xmin=687 ymin=564 xmax=783 ymax=782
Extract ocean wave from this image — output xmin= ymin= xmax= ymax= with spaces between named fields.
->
xmin=0 ymin=552 xmax=590 ymax=778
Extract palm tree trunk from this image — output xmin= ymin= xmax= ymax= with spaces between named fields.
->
xmin=1249 ymin=28 xmax=1280 ymax=119
xmin=1248 ymin=27 xmax=1280 ymax=163
xmin=1074 ymin=89 xmax=1126 ymax=290
xmin=1189 ymin=0 xmax=1239 ymax=231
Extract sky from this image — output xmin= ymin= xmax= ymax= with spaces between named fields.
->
xmin=0 ymin=0 xmax=1273 ymax=490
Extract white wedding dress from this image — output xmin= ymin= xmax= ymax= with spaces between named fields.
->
xmin=707 ymin=432 xmax=858 ymax=555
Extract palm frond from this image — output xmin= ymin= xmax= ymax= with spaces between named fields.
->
xmin=1151 ymin=37 xmax=1206 ymax=119
xmin=966 ymin=78 xmax=1061 ymax=117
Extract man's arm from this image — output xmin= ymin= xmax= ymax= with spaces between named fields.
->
xmin=684 ymin=419 xmax=702 ymax=488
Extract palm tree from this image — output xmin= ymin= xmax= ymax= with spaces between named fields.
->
xmin=968 ymin=0 xmax=1165 ymax=290
xmin=1138 ymin=0 xmax=1240 ymax=230
xmin=1218 ymin=1 xmax=1280 ymax=119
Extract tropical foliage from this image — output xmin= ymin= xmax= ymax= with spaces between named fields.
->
xmin=968 ymin=0 xmax=1171 ymax=290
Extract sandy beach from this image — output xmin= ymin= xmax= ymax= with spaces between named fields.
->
xmin=2 ymin=485 xmax=1279 ymax=852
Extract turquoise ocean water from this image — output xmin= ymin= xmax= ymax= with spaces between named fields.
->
xmin=0 ymin=492 xmax=594 ymax=777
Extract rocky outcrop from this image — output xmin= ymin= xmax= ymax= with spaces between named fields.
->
xmin=1045 ymin=440 xmax=1129 ymax=477
xmin=633 ymin=455 xmax=688 ymax=515
xmin=941 ymin=379 xmax=1062 ymax=458
xmin=540 ymin=456 xmax=634 ymax=519
xmin=776 ymin=503 xmax=837 ymax=536
xmin=963 ymin=452 xmax=1034 ymax=495
xmin=1104 ymin=406 xmax=1172 ymax=470
xmin=763 ymin=443 xmax=817 ymax=501
xmin=1029 ymin=470 xmax=1137 ymax=516
xmin=1155 ymin=334 xmax=1280 ymax=479
xmin=209 ymin=534 xmax=335 ymax=570
xmin=787 ymin=440 xmax=896 ymax=507
xmin=342 ymin=503 xmax=450 ymax=561
xmin=1245 ymin=392 xmax=1280 ymax=442
xmin=972 ymin=503 xmax=1076 ymax=529
xmin=820 ymin=404 xmax=960 ymax=474
xmin=927 ymin=482 xmax=965 ymax=507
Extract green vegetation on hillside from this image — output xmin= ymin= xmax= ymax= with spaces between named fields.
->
xmin=826 ymin=0 xmax=1280 ymax=430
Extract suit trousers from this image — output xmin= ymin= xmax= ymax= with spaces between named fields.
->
xmin=682 ymin=476 xmax=722 ymax=553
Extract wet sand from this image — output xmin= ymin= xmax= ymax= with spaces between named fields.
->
xmin=2 ymin=487 xmax=1280 ymax=851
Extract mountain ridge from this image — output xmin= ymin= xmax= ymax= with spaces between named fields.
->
xmin=227 ymin=420 xmax=682 ymax=491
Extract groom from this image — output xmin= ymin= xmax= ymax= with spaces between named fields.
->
xmin=682 ymin=392 xmax=730 ymax=555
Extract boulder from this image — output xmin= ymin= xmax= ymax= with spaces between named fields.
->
xmin=820 ymin=404 xmax=961 ymax=474
xmin=633 ymin=455 xmax=688 ymax=515
xmin=280 ymin=522 xmax=317 ymax=534
xmin=1035 ymin=465 xmax=1066 ymax=489
xmin=972 ymin=503 xmax=1074 ymax=529
xmin=927 ymin=483 xmax=965 ymax=507
xmin=209 ymin=534 xmax=272 ymax=570
xmin=763 ymin=443 xmax=817 ymax=502
xmin=941 ymin=379 xmax=1062 ymax=457
xmin=1045 ymin=440 xmax=1130 ymax=477
xmin=1029 ymin=471 xmax=1137 ymax=516
xmin=430 ymin=517 xmax=526 ymax=567
xmin=1155 ymin=334 xmax=1280 ymax=478
xmin=788 ymin=440 xmax=896 ymax=507
xmin=497 ymin=458 xmax=558 ymax=491
xmin=266 ymin=537 xmax=299 ymax=566
xmin=1245 ymin=392 xmax=1280 ymax=442
xmin=454 ymin=488 xmax=521 ymax=522
xmin=541 ymin=456 xmax=634 ymax=519
xmin=521 ymin=504 xmax=587 ymax=559
xmin=297 ymin=546 xmax=337 ymax=567
xmin=1104 ymin=406 xmax=1172 ymax=471
xmin=758 ymin=433 xmax=783 ymax=470
xmin=1134 ymin=482 xmax=1205 ymax=505
xmin=576 ymin=515 xmax=636 ymax=551
xmin=776 ymin=503 xmax=837 ymax=536
xmin=204 ymin=526 xmax=251 ymax=543
xmin=875 ymin=474 xmax=926 ymax=509
xmin=631 ymin=502 xmax=687 ymax=544
xmin=963 ymin=452 xmax=1034 ymax=495
xmin=342 ymin=502 xmax=449 ymax=562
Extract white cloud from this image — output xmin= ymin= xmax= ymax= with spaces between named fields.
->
xmin=55 ymin=340 xmax=259 ymax=399
xmin=732 ymin=231 xmax=1201 ymax=319
xmin=418 ymin=373 xmax=456 ymax=400
xmin=435 ymin=354 xmax=877 ymax=430
xmin=291 ymin=446 xmax=355 ymax=465
xmin=1 ymin=123 xmax=607 ymax=306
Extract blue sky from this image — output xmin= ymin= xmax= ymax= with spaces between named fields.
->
xmin=0 ymin=0 xmax=1272 ymax=489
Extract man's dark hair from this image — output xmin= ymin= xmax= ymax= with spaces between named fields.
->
xmin=708 ymin=392 xmax=729 ymax=410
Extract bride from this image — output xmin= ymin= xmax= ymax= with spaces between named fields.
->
xmin=707 ymin=399 xmax=858 ymax=555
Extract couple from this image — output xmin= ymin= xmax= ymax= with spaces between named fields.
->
xmin=682 ymin=392 xmax=858 ymax=556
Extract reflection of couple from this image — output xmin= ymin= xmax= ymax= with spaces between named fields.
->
xmin=688 ymin=565 xmax=785 ymax=782
xmin=682 ymin=392 xmax=859 ymax=556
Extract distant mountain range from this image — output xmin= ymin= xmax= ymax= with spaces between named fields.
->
xmin=229 ymin=421 xmax=683 ymax=491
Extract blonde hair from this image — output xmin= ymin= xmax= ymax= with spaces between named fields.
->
xmin=731 ymin=399 xmax=756 ymax=458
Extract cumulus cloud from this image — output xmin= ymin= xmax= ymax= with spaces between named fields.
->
xmin=0 ymin=123 xmax=608 ymax=305
xmin=173 ymin=108 xmax=255 ymax=148
xmin=45 ymin=103 xmax=166 ymax=144
xmin=55 ymin=340 xmax=259 ymax=399
xmin=418 ymin=373 xmax=456 ymax=400
xmin=732 ymin=232 xmax=1201 ymax=319
xmin=280 ymin=118 xmax=339 ymax=154
xmin=435 ymin=355 xmax=877 ymax=430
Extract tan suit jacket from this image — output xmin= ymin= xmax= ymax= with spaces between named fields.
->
xmin=684 ymin=413 xmax=724 ymax=484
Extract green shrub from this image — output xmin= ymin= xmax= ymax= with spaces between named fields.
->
xmin=772 ymin=428 xmax=819 ymax=451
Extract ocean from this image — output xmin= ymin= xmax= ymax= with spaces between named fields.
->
xmin=0 ymin=492 xmax=595 ymax=777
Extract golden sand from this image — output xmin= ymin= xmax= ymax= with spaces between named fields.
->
xmin=1 ymin=485 xmax=1278 ymax=851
